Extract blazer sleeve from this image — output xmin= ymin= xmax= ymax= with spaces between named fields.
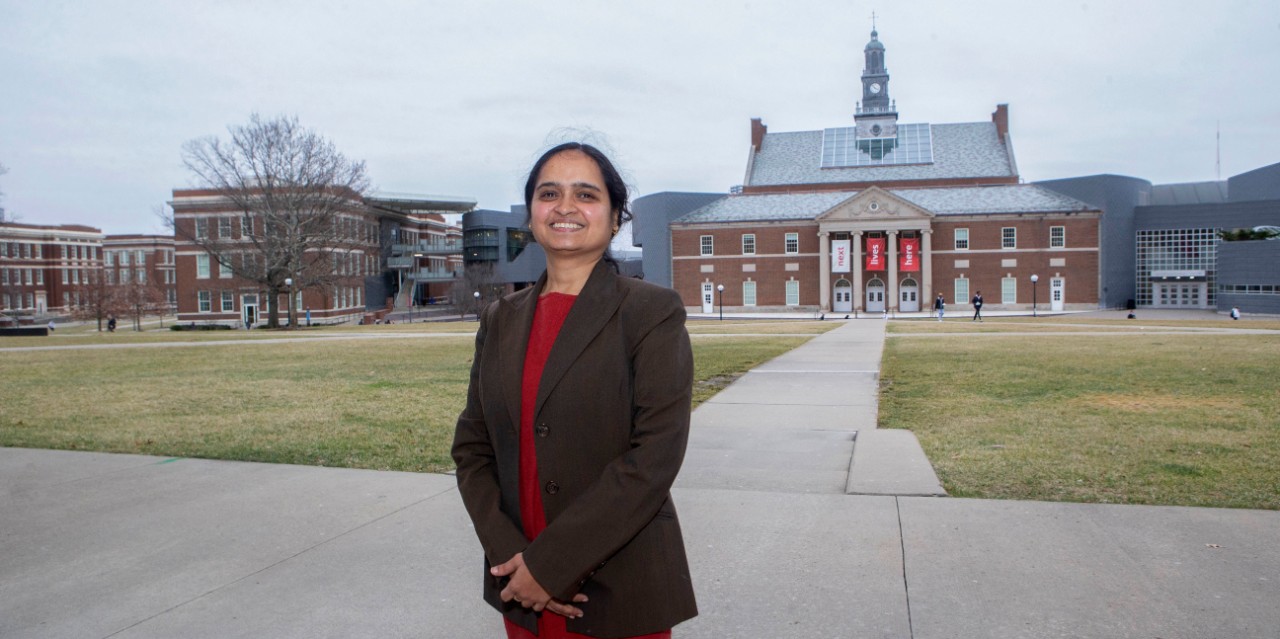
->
xmin=452 ymin=304 xmax=528 ymax=567
xmin=522 ymin=287 xmax=693 ymax=599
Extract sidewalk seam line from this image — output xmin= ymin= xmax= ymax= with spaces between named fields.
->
xmin=896 ymin=496 xmax=915 ymax=639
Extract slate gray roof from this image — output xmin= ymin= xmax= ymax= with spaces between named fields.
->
xmin=674 ymin=185 xmax=1093 ymax=224
xmin=1149 ymin=181 xmax=1229 ymax=206
xmin=747 ymin=122 xmax=1015 ymax=187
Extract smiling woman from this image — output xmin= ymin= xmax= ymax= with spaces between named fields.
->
xmin=452 ymin=142 xmax=696 ymax=638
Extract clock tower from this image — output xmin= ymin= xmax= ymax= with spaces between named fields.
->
xmin=854 ymin=26 xmax=898 ymax=143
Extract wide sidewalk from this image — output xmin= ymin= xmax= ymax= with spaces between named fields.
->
xmin=3 ymin=320 xmax=1279 ymax=638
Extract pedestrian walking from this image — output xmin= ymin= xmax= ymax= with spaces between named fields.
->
xmin=1231 ymin=307 xmax=1240 ymax=320
xmin=971 ymin=291 xmax=983 ymax=321
xmin=934 ymin=293 xmax=945 ymax=321
xmin=453 ymin=142 xmax=696 ymax=639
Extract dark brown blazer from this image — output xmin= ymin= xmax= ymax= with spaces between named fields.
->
xmin=452 ymin=260 xmax=698 ymax=637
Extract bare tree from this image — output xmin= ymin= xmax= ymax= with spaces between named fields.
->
xmin=451 ymin=263 xmax=499 ymax=320
xmin=68 ymin=270 xmax=124 ymax=331
xmin=117 ymin=276 xmax=169 ymax=331
xmin=167 ymin=114 xmax=370 ymax=328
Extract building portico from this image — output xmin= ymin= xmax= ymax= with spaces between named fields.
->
xmin=816 ymin=188 xmax=934 ymax=313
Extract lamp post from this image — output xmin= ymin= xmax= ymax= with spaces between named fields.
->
xmin=1030 ymin=274 xmax=1039 ymax=318
xmin=284 ymin=277 xmax=294 ymax=329
xmin=473 ymin=290 xmax=481 ymax=321
xmin=716 ymin=284 xmax=724 ymax=321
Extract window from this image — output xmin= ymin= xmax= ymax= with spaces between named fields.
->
xmin=104 ymin=251 xmax=114 ymax=267
xmin=136 ymin=250 xmax=146 ymax=265
xmin=36 ymin=270 xmax=43 ymax=285
xmin=1002 ymin=227 xmax=1016 ymax=249
xmin=1050 ymin=226 xmax=1065 ymax=248
xmin=955 ymin=228 xmax=969 ymax=250
xmin=1001 ymin=277 xmax=1017 ymax=304
xmin=197 ymin=254 xmax=210 ymax=278
xmin=194 ymin=218 xmax=207 ymax=240
xmin=785 ymin=233 xmax=799 ymax=254
xmin=62 ymin=269 xmax=68 ymax=285
xmin=955 ymin=278 xmax=970 ymax=305
xmin=219 ymin=256 xmax=232 ymax=279
xmin=0 ymin=269 xmax=7 ymax=285
xmin=119 ymin=251 xmax=130 ymax=266
xmin=742 ymin=280 xmax=757 ymax=306
xmin=105 ymin=270 xmax=115 ymax=285
xmin=25 ymin=269 xmax=32 ymax=285
xmin=218 ymin=217 xmax=232 ymax=239
xmin=221 ymin=290 xmax=235 ymax=312
xmin=700 ymin=235 xmax=714 ymax=256
xmin=137 ymin=269 xmax=146 ymax=284
xmin=61 ymin=245 xmax=68 ymax=259
xmin=120 ymin=268 xmax=130 ymax=284
xmin=198 ymin=290 xmax=211 ymax=312
xmin=742 ymin=234 xmax=756 ymax=255
xmin=785 ymin=280 xmax=799 ymax=306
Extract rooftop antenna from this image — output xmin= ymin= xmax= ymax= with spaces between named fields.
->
xmin=871 ymin=10 xmax=877 ymax=30
xmin=1215 ymin=120 xmax=1221 ymax=181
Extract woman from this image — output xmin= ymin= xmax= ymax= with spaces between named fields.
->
xmin=452 ymin=142 xmax=698 ymax=638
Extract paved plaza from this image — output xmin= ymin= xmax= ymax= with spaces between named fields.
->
xmin=3 ymin=317 xmax=1279 ymax=638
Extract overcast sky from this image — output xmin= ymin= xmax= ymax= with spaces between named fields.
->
xmin=2 ymin=0 xmax=1278 ymax=238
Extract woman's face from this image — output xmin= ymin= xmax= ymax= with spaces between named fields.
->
xmin=529 ymin=150 xmax=615 ymax=261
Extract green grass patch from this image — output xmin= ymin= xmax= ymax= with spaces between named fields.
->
xmin=0 ymin=331 xmax=811 ymax=473
xmin=879 ymin=333 xmax=1280 ymax=509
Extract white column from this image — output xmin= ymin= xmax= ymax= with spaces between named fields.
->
xmin=887 ymin=230 xmax=899 ymax=312
xmin=853 ymin=231 xmax=864 ymax=312
xmin=819 ymin=231 xmax=831 ymax=311
xmin=921 ymin=229 xmax=934 ymax=302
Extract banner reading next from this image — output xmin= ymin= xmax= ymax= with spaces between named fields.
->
xmin=865 ymin=237 xmax=886 ymax=271
xmin=832 ymin=240 xmax=851 ymax=273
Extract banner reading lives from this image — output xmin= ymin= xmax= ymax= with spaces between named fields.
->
xmin=899 ymin=237 xmax=920 ymax=272
xmin=832 ymin=239 xmax=851 ymax=273
xmin=865 ymin=237 xmax=886 ymax=271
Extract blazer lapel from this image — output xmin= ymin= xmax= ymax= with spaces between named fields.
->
xmin=535 ymin=261 xmax=625 ymax=419
xmin=498 ymin=274 xmax=543 ymax=433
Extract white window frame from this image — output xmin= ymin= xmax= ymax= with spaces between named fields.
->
xmin=119 ymin=251 xmax=130 ymax=266
xmin=1001 ymin=277 xmax=1017 ymax=304
xmin=198 ymin=290 xmax=211 ymax=313
xmin=240 ymin=216 xmax=252 ymax=238
xmin=1001 ymin=227 xmax=1017 ymax=250
xmin=700 ymin=235 xmax=714 ymax=256
xmin=196 ymin=254 xmax=210 ymax=279
xmin=955 ymin=228 xmax=969 ymax=250
xmin=784 ymin=232 xmax=799 ymax=255
xmin=218 ymin=217 xmax=232 ymax=239
xmin=785 ymin=279 xmax=799 ymax=306
xmin=221 ymin=290 xmax=235 ymax=312
xmin=955 ymin=278 xmax=970 ymax=306
xmin=194 ymin=218 xmax=207 ymax=240
xmin=742 ymin=280 xmax=757 ymax=306
xmin=218 ymin=256 xmax=232 ymax=279
xmin=1050 ymin=226 xmax=1065 ymax=249
xmin=742 ymin=234 xmax=756 ymax=255
xmin=104 ymin=251 xmax=114 ymax=267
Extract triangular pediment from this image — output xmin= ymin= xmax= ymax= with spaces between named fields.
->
xmin=815 ymin=187 xmax=934 ymax=222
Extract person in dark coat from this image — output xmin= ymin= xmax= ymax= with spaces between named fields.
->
xmin=934 ymin=293 xmax=945 ymax=321
xmin=453 ymin=143 xmax=697 ymax=638
xmin=971 ymin=291 xmax=984 ymax=322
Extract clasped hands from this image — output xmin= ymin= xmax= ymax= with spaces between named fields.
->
xmin=492 ymin=552 xmax=588 ymax=619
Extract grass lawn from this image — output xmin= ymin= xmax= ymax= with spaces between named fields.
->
xmin=880 ymin=329 xmax=1280 ymax=510
xmin=0 ymin=329 xmax=811 ymax=473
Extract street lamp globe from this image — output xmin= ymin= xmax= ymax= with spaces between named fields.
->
xmin=1030 ymin=274 xmax=1039 ymax=318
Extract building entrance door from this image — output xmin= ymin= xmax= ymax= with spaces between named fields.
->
xmin=701 ymin=283 xmax=714 ymax=314
xmin=1050 ymin=278 xmax=1065 ymax=311
xmin=866 ymin=278 xmax=885 ymax=313
xmin=833 ymin=279 xmax=853 ymax=313
xmin=242 ymin=294 xmax=258 ymax=328
xmin=35 ymin=292 xmax=47 ymax=315
xmin=1154 ymin=282 xmax=1206 ymax=308
xmin=899 ymin=278 xmax=919 ymax=312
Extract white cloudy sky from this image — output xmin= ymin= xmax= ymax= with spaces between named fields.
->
xmin=2 ymin=0 xmax=1278 ymax=236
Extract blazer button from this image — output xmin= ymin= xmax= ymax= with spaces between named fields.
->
xmin=536 ymin=423 xmax=550 ymax=437
xmin=544 ymin=481 xmax=560 ymax=495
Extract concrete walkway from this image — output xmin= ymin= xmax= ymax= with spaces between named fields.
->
xmin=3 ymin=320 xmax=1280 ymax=638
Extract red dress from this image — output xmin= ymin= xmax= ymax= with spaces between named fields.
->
xmin=504 ymin=293 xmax=671 ymax=639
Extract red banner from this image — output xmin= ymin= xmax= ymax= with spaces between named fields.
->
xmin=865 ymin=237 xmax=886 ymax=271
xmin=899 ymin=237 xmax=920 ymax=272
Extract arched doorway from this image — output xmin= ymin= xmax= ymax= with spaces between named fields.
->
xmin=900 ymin=278 xmax=920 ymax=312
xmin=834 ymin=278 xmax=853 ymax=313
xmin=866 ymin=278 xmax=886 ymax=313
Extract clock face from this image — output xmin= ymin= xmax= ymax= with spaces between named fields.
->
xmin=869 ymin=82 xmax=882 ymax=94
xmin=871 ymin=124 xmax=882 ymax=136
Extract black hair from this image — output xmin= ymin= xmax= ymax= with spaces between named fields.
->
xmin=523 ymin=142 xmax=632 ymax=267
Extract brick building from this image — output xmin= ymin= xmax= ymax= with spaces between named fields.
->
xmin=0 ymin=222 xmax=104 ymax=321
xmin=101 ymin=235 xmax=177 ymax=312
xmin=668 ymin=28 xmax=1101 ymax=314
xmin=170 ymin=188 xmax=472 ymax=327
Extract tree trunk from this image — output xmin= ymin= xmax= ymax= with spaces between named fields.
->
xmin=266 ymin=285 xmax=280 ymax=328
